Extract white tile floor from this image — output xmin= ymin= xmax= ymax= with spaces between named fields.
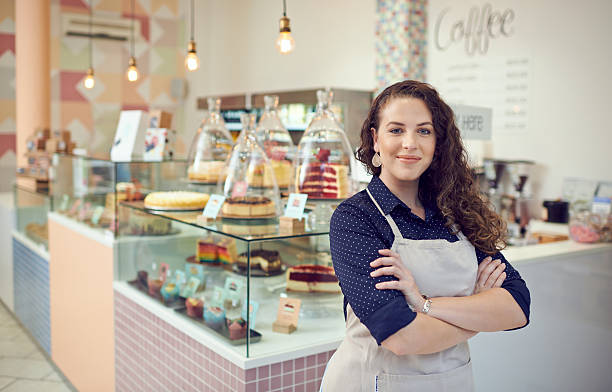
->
xmin=0 ymin=302 xmax=76 ymax=392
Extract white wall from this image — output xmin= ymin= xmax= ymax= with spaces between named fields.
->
xmin=428 ymin=0 xmax=612 ymax=200
xmin=183 ymin=0 xmax=376 ymax=146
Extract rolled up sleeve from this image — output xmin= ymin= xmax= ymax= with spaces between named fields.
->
xmin=330 ymin=203 xmax=417 ymax=345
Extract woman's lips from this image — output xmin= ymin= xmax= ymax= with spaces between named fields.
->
xmin=397 ymin=155 xmax=421 ymax=163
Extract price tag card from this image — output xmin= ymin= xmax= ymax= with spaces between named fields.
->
xmin=159 ymin=263 xmax=170 ymax=282
xmin=284 ymin=193 xmax=308 ymax=219
xmin=185 ymin=264 xmax=204 ymax=287
xmin=211 ymin=286 xmax=226 ymax=308
xmin=241 ymin=300 xmax=260 ymax=329
xmin=231 ymin=181 xmax=248 ymax=198
xmin=59 ymin=194 xmax=70 ymax=211
xmin=174 ymin=270 xmax=186 ymax=286
xmin=224 ymin=277 xmax=244 ymax=304
xmin=276 ymin=297 xmax=301 ymax=327
xmin=78 ymin=202 xmax=92 ymax=221
xmin=90 ymin=206 xmax=105 ymax=225
xmin=202 ymin=194 xmax=226 ymax=218
xmin=181 ymin=277 xmax=201 ymax=298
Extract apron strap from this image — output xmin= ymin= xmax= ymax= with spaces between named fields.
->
xmin=451 ymin=224 xmax=469 ymax=241
xmin=366 ymin=188 xmax=403 ymax=239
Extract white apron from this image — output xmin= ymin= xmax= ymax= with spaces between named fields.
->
xmin=321 ymin=189 xmax=478 ymax=391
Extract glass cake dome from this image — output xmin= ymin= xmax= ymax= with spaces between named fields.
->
xmin=291 ymin=89 xmax=355 ymax=200
xmin=186 ymin=97 xmax=234 ymax=184
xmin=255 ymin=95 xmax=295 ymax=189
xmin=218 ymin=113 xmax=281 ymax=218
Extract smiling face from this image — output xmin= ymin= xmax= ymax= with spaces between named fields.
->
xmin=372 ymin=97 xmax=436 ymax=185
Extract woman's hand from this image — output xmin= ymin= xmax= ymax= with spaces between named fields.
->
xmin=474 ymin=256 xmax=506 ymax=294
xmin=370 ymin=249 xmax=425 ymax=311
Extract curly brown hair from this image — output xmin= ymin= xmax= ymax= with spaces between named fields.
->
xmin=356 ymin=80 xmax=507 ymax=254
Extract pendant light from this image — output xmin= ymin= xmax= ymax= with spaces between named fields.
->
xmin=275 ymin=0 xmax=295 ymax=54
xmin=126 ymin=0 xmax=139 ymax=82
xmin=185 ymin=0 xmax=200 ymax=71
xmin=83 ymin=0 xmax=95 ymax=89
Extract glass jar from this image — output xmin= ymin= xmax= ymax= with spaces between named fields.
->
xmin=291 ymin=89 xmax=355 ymax=200
xmin=255 ymin=95 xmax=295 ymax=189
xmin=187 ymin=97 xmax=233 ymax=184
xmin=219 ymin=113 xmax=281 ymax=218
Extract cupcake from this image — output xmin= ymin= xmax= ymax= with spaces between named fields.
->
xmin=185 ymin=297 xmax=204 ymax=318
xmin=203 ymin=306 xmax=226 ymax=330
xmin=160 ymin=282 xmax=180 ymax=303
xmin=137 ymin=270 xmax=148 ymax=288
xmin=226 ymin=318 xmax=247 ymax=340
xmin=148 ymin=278 xmax=163 ymax=298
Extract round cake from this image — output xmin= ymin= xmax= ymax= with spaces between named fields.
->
xmin=221 ymin=196 xmax=275 ymax=217
xmin=144 ymin=191 xmax=210 ymax=209
xmin=188 ymin=161 xmax=226 ymax=183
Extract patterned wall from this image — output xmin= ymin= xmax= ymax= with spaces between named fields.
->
xmin=0 ymin=0 xmax=16 ymax=176
xmin=375 ymin=0 xmax=427 ymax=91
xmin=13 ymin=237 xmax=51 ymax=354
xmin=50 ymin=0 xmax=187 ymax=156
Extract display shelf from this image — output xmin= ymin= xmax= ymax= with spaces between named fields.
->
xmin=120 ymin=200 xmax=329 ymax=242
xmin=14 ymin=185 xmax=52 ymax=250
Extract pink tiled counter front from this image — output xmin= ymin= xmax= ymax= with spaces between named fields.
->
xmin=114 ymin=291 xmax=335 ymax=392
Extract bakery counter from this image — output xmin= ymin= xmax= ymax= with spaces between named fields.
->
xmin=114 ymin=279 xmax=338 ymax=392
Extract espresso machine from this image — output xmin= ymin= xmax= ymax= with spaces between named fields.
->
xmin=483 ymin=159 xmax=534 ymax=244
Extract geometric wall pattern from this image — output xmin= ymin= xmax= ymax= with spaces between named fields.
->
xmin=13 ymin=236 xmax=51 ymax=355
xmin=115 ymin=291 xmax=333 ymax=392
xmin=0 ymin=0 xmax=16 ymax=169
xmin=375 ymin=0 xmax=428 ymax=91
xmin=50 ymin=0 xmax=187 ymax=156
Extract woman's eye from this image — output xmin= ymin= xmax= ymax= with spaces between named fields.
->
xmin=389 ymin=128 xmax=403 ymax=134
xmin=417 ymin=128 xmax=432 ymax=135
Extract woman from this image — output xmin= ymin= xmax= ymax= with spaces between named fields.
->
xmin=321 ymin=80 xmax=530 ymax=391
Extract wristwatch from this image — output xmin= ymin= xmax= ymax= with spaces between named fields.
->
xmin=421 ymin=295 xmax=432 ymax=314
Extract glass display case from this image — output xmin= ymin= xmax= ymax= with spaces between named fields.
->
xmin=50 ymin=154 xmax=188 ymax=236
xmin=116 ymin=201 xmax=344 ymax=359
xmin=14 ymin=185 xmax=52 ymax=250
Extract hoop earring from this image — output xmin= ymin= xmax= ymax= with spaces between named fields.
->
xmin=371 ymin=152 xmax=382 ymax=167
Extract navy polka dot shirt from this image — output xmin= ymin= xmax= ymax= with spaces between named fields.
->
xmin=330 ymin=176 xmax=531 ymax=345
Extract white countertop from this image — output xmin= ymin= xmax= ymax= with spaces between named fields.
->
xmin=12 ymin=230 xmax=50 ymax=260
xmin=502 ymin=240 xmax=612 ymax=266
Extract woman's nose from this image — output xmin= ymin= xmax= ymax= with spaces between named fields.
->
xmin=401 ymin=131 xmax=417 ymax=150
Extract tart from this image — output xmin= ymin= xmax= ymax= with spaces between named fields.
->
xmin=144 ymin=191 xmax=210 ymax=210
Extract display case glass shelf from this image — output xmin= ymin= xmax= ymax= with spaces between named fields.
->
xmin=116 ymin=201 xmax=344 ymax=359
xmin=50 ymin=154 xmax=189 ymax=237
xmin=14 ymin=185 xmax=52 ymax=250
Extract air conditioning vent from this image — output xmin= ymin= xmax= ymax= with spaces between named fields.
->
xmin=61 ymin=12 xmax=140 ymax=42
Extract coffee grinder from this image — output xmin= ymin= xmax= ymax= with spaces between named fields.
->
xmin=505 ymin=160 xmax=534 ymax=242
xmin=483 ymin=159 xmax=507 ymax=213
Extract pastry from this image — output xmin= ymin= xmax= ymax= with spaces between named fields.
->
xmin=270 ymin=160 xmax=292 ymax=188
xmin=137 ymin=270 xmax=148 ymax=288
xmin=203 ymin=306 xmax=226 ymax=330
xmin=129 ymin=209 xmax=172 ymax=235
xmin=237 ymin=250 xmax=282 ymax=272
xmin=296 ymin=162 xmax=349 ymax=199
xmin=226 ymin=318 xmax=247 ymax=340
xmin=221 ymin=196 xmax=275 ymax=217
xmin=196 ymin=237 xmax=218 ymax=264
xmin=144 ymin=191 xmax=210 ymax=209
xmin=188 ymin=161 xmax=226 ymax=183
xmin=286 ymin=264 xmax=341 ymax=293
xmin=186 ymin=297 xmax=204 ymax=318
xmin=148 ymin=278 xmax=164 ymax=298
xmin=216 ymin=237 xmax=238 ymax=267
xmin=160 ymin=282 xmax=180 ymax=303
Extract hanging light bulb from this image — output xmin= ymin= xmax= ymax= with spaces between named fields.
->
xmin=185 ymin=0 xmax=200 ymax=71
xmin=126 ymin=0 xmax=139 ymax=82
xmin=126 ymin=56 xmax=139 ymax=82
xmin=185 ymin=40 xmax=199 ymax=71
xmin=83 ymin=67 xmax=95 ymax=89
xmin=83 ymin=0 xmax=95 ymax=89
xmin=276 ymin=0 xmax=295 ymax=54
